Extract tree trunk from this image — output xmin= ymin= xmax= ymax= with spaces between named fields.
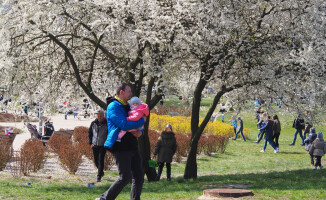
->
xmin=184 ymin=137 xmax=198 ymax=179
xmin=138 ymin=113 xmax=157 ymax=182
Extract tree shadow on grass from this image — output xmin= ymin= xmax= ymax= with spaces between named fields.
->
xmin=142 ymin=168 xmax=326 ymax=194
xmin=278 ymin=151 xmax=306 ymax=155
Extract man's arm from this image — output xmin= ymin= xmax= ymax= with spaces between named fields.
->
xmin=108 ymin=103 xmax=144 ymax=131
xmin=131 ymin=129 xmax=143 ymax=138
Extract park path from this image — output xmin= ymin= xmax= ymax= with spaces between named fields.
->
xmin=1 ymin=114 xmax=100 ymax=178
xmin=0 ymin=114 xmax=93 ymax=151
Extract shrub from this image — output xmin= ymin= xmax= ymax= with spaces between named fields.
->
xmin=19 ymin=138 xmax=47 ymax=176
xmin=243 ymin=128 xmax=250 ymax=139
xmin=48 ymin=134 xmax=72 ymax=154
xmin=57 ymin=143 xmax=83 ymax=175
xmin=103 ymin=152 xmax=115 ymax=171
xmin=174 ymin=133 xmax=191 ymax=162
xmin=149 ymin=113 xmax=235 ymax=137
xmin=72 ymin=126 xmax=114 ymax=171
xmin=72 ymin=126 xmax=92 ymax=159
xmin=216 ymin=136 xmax=229 ymax=153
xmin=72 ymin=126 xmax=89 ymax=143
xmin=148 ymin=129 xmax=161 ymax=156
xmin=0 ymin=145 xmax=12 ymax=171
xmin=198 ymin=135 xmax=229 ymax=155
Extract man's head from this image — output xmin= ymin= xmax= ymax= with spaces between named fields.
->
xmin=95 ymin=109 xmax=105 ymax=122
xmin=116 ymin=83 xmax=132 ymax=102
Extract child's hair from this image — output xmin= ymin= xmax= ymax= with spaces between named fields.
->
xmin=130 ymin=96 xmax=142 ymax=106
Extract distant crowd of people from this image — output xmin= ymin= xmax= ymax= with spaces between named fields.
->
xmin=229 ymin=106 xmax=326 ymax=170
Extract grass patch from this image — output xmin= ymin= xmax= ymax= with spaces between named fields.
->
xmin=1 ymin=103 xmax=326 ymax=199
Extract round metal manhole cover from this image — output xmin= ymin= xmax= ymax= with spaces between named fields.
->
xmin=203 ymin=188 xmax=254 ymax=198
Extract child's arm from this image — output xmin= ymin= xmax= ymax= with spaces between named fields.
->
xmin=127 ymin=111 xmax=144 ymax=121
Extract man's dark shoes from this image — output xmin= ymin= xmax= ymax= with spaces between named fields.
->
xmin=289 ymin=143 xmax=294 ymax=146
xmin=97 ymin=175 xmax=102 ymax=182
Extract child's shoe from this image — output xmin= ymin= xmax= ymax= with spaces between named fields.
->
xmin=320 ymin=165 xmax=323 ymax=169
xmin=313 ymin=166 xmax=317 ymax=170
xmin=260 ymin=149 xmax=265 ymax=153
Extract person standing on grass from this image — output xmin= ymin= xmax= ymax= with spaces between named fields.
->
xmin=289 ymin=115 xmax=305 ymax=146
xmin=88 ymin=109 xmax=108 ymax=182
xmin=231 ymin=116 xmax=237 ymax=136
xmin=255 ymin=112 xmax=266 ymax=143
xmin=153 ymin=124 xmax=177 ymax=181
xmin=272 ymin=115 xmax=281 ymax=148
xmin=233 ymin=117 xmax=246 ymax=141
xmin=303 ymin=128 xmax=317 ymax=166
xmin=259 ymin=115 xmax=279 ymax=153
xmin=96 ymin=83 xmax=145 ymax=200
xmin=309 ymin=132 xmax=326 ymax=170
xmin=303 ymin=121 xmax=313 ymax=140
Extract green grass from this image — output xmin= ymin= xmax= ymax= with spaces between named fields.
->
xmin=1 ymin=104 xmax=326 ymax=199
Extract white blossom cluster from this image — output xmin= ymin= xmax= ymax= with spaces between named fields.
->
xmin=0 ymin=0 xmax=325 ymax=119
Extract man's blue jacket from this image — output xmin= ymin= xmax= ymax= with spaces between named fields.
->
xmin=104 ymin=100 xmax=145 ymax=149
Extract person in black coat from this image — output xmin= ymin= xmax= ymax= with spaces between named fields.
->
xmin=88 ymin=109 xmax=108 ymax=182
xmin=289 ymin=115 xmax=305 ymax=146
xmin=153 ymin=124 xmax=177 ymax=181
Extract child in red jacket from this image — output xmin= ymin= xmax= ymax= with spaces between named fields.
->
xmin=116 ymin=96 xmax=149 ymax=142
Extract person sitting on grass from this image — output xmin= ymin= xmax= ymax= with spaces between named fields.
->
xmin=116 ymin=96 xmax=149 ymax=142
xmin=309 ymin=132 xmax=326 ymax=170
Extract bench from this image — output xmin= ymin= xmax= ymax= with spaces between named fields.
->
xmin=25 ymin=123 xmax=50 ymax=145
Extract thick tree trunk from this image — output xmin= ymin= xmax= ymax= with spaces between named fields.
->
xmin=138 ymin=113 xmax=157 ymax=182
xmin=137 ymin=78 xmax=162 ymax=181
xmin=184 ymin=137 xmax=198 ymax=179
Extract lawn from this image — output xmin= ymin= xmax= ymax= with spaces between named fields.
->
xmin=1 ymin=102 xmax=326 ymax=200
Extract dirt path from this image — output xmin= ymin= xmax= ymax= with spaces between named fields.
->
xmin=0 ymin=114 xmax=106 ymax=178
xmin=0 ymin=114 xmax=93 ymax=151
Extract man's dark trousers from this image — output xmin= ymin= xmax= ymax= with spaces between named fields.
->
xmin=93 ymin=146 xmax=106 ymax=177
xmin=100 ymin=149 xmax=144 ymax=200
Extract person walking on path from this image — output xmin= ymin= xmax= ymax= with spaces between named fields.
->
xmin=289 ymin=115 xmax=305 ymax=146
xmin=309 ymin=132 xmax=326 ymax=170
xmin=96 ymin=83 xmax=145 ymax=200
xmin=153 ymin=124 xmax=177 ymax=181
xmin=303 ymin=128 xmax=317 ymax=166
xmin=88 ymin=109 xmax=108 ymax=182
xmin=272 ymin=115 xmax=281 ymax=148
xmin=259 ymin=115 xmax=279 ymax=153
xmin=234 ymin=117 xmax=246 ymax=141
xmin=73 ymin=105 xmax=79 ymax=119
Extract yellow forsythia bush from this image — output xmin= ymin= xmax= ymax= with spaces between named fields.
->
xmin=149 ymin=113 xmax=235 ymax=137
